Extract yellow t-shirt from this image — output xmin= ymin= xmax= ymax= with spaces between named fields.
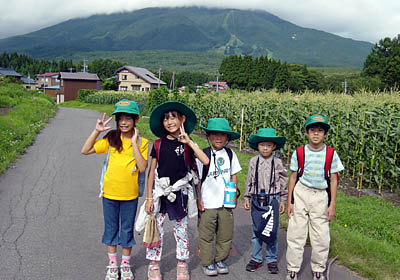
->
xmin=94 ymin=136 xmax=149 ymax=200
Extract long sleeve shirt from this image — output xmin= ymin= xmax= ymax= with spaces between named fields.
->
xmin=244 ymin=154 xmax=288 ymax=203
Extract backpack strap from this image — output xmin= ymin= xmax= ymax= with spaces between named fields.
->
xmin=225 ymin=147 xmax=233 ymax=168
xmin=200 ymin=147 xmax=212 ymax=184
xmin=154 ymin=138 xmax=161 ymax=160
xmin=254 ymin=157 xmax=260 ymax=194
xmin=325 ymin=146 xmax=337 ymax=206
xmin=292 ymin=146 xmax=305 ymax=204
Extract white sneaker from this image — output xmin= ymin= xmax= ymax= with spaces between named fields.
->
xmin=120 ymin=262 xmax=134 ymax=280
xmin=105 ymin=263 xmax=119 ymax=280
xmin=313 ymin=272 xmax=326 ymax=280
xmin=286 ymin=271 xmax=297 ymax=280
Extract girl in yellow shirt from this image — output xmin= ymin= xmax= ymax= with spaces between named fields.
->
xmin=81 ymin=99 xmax=148 ymax=280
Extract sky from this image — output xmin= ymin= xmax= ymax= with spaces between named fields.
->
xmin=0 ymin=0 xmax=399 ymax=43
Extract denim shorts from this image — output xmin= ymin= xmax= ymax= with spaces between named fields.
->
xmin=102 ymin=197 xmax=138 ymax=248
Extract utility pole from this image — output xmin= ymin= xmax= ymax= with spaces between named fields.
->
xmin=83 ymin=57 xmax=88 ymax=72
xmin=158 ymin=66 xmax=161 ymax=88
xmin=342 ymin=79 xmax=348 ymax=94
xmin=170 ymin=72 xmax=175 ymax=90
xmin=216 ymin=72 xmax=220 ymax=93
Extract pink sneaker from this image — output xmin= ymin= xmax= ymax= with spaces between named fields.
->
xmin=176 ymin=262 xmax=189 ymax=280
xmin=148 ymin=263 xmax=162 ymax=280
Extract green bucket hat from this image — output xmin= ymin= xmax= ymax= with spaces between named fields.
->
xmin=305 ymin=114 xmax=330 ymax=130
xmin=200 ymin=118 xmax=240 ymax=141
xmin=248 ymin=128 xmax=286 ymax=151
xmin=112 ymin=99 xmax=140 ymax=116
xmin=149 ymin=101 xmax=197 ymax=138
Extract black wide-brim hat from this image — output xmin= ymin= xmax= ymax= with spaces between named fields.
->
xmin=149 ymin=101 xmax=197 ymax=138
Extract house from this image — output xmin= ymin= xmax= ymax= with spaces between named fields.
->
xmin=35 ymin=72 xmax=60 ymax=88
xmin=57 ymin=72 xmax=100 ymax=103
xmin=21 ymin=76 xmax=38 ymax=90
xmin=204 ymin=81 xmax=229 ymax=92
xmin=115 ymin=66 xmax=166 ymax=92
xmin=0 ymin=67 xmax=22 ymax=80
xmin=42 ymin=85 xmax=60 ymax=99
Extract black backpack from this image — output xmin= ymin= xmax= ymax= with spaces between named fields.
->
xmin=200 ymin=147 xmax=233 ymax=184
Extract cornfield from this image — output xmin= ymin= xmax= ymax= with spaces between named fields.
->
xmin=82 ymin=89 xmax=400 ymax=192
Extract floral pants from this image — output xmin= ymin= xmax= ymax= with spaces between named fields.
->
xmin=146 ymin=213 xmax=189 ymax=261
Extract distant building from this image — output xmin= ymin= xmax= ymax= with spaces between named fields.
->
xmin=0 ymin=67 xmax=22 ymax=80
xmin=204 ymin=81 xmax=229 ymax=92
xmin=21 ymin=76 xmax=38 ymax=90
xmin=35 ymin=72 xmax=59 ymax=88
xmin=115 ymin=66 xmax=166 ymax=92
xmin=43 ymin=85 xmax=60 ymax=99
xmin=57 ymin=72 xmax=100 ymax=103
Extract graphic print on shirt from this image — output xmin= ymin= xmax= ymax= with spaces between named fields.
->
xmin=175 ymin=145 xmax=184 ymax=156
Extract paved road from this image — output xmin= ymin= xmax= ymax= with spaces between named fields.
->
xmin=0 ymin=107 xmax=362 ymax=280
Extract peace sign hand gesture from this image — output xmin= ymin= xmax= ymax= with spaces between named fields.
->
xmin=95 ymin=113 xmax=113 ymax=133
xmin=177 ymin=124 xmax=190 ymax=144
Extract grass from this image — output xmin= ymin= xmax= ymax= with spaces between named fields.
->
xmin=61 ymin=101 xmax=400 ymax=280
xmin=0 ymin=83 xmax=57 ymax=173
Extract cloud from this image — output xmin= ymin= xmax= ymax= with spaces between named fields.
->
xmin=0 ymin=0 xmax=399 ymax=43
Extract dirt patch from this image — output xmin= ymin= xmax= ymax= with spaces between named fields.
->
xmin=0 ymin=107 xmax=12 ymax=116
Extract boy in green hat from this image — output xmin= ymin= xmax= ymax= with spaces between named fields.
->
xmin=243 ymin=128 xmax=288 ymax=274
xmin=144 ymin=101 xmax=209 ymax=280
xmin=196 ymin=118 xmax=242 ymax=276
xmin=286 ymin=115 xmax=344 ymax=280
xmin=81 ymin=99 xmax=149 ymax=280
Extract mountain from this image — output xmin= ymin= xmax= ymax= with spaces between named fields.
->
xmin=0 ymin=7 xmax=373 ymax=68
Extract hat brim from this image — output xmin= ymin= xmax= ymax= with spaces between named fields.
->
xmin=200 ymin=124 xmax=240 ymax=141
xmin=248 ymin=135 xmax=286 ymax=151
xmin=111 ymin=109 xmax=139 ymax=116
xmin=149 ymin=102 xmax=196 ymax=138
xmin=305 ymin=122 xmax=330 ymax=130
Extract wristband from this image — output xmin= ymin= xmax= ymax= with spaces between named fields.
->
xmin=145 ymin=198 xmax=153 ymax=201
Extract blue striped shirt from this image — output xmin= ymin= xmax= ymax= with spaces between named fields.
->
xmin=290 ymin=145 xmax=344 ymax=189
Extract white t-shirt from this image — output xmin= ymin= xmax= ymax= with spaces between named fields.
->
xmin=196 ymin=148 xmax=242 ymax=209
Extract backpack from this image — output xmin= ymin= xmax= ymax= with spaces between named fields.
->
xmin=292 ymin=145 xmax=339 ymax=206
xmin=99 ymin=136 xmax=146 ymax=198
xmin=200 ymin=147 xmax=233 ymax=184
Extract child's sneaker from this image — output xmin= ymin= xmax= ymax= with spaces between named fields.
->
xmin=286 ymin=271 xmax=297 ymax=280
xmin=215 ymin=261 xmax=229 ymax=274
xmin=202 ymin=264 xmax=218 ymax=276
xmin=313 ymin=272 xmax=326 ymax=280
xmin=148 ymin=263 xmax=162 ymax=280
xmin=267 ymin=261 xmax=279 ymax=274
xmin=245 ymin=260 xmax=262 ymax=272
xmin=176 ymin=261 xmax=189 ymax=280
xmin=120 ymin=262 xmax=134 ymax=280
xmin=105 ymin=263 xmax=119 ymax=280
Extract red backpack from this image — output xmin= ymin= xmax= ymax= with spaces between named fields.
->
xmin=293 ymin=145 xmax=339 ymax=206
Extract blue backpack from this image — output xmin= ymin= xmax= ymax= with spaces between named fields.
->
xmin=99 ymin=136 xmax=146 ymax=198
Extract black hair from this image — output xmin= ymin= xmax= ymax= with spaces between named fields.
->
xmin=103 ymin=113 xmax=138 ymax=152
xmin=306 ymin=123 xmax=329 ymax=134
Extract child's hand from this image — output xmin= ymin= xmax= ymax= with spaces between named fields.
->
xmin=279 ymin=202 xmax=285 ymax=214
xmin=243 ymin=200 xmax=250 ymax=211
xmin=287 ymin=203 xmax=294 ymax=218
xmin=327 ymin=205 xmax=336 ymax=221
xmin=145 ymin=199 xmax=154 ymax=214
xmin=131 ymin=127 xmax=139 ymax=145
xmin=177 ymin=124 xmax=190 ymax=144
xmin=197 ymin=197 xmax=205 ymax=212
xmin=95 ymin=113 xmax=112 ymax=133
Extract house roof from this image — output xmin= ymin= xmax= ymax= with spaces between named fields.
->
xmin=43 ymin=85 xmax=60 ymax=89
xmin=116 ymin=66 xmax=166 ymax=85
xmin=21 ymin=76 xmax=36 ymax=84
xmin=36 ymin=72 xmax=59 ymax=77
xmin=208 ymin=81 xmax=227 ymax=87
xmin=0 ymin=67 xmax=22 ymax=77
xmin=58 ymin=72 xmax=100 ymax=81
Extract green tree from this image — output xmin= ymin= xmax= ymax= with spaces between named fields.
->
xmin=362 ymin=34 xmax=400 ymax=89
xmin=273 ymin=63 xmax=290 ymax=92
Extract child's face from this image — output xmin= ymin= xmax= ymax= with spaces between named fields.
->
xmin=306 ymin=126 xmax=327 ymax=146
xmin=257 ymin=141 xmax=276 ymax=158
xmin=208 ymin=132 xmax=229 ymax=150
xmin=117 ymin=113 xmax=136 ymax=133
xmin=162 ymin=111 xmax=186 ymax=135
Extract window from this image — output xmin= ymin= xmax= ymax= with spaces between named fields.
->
xmin=122 ymin=75 xmax=127 ymax=80
xmin=120 ymin=86 xmax=128 ymax=91
xmin=132 ymin=85 xmax=141 ymax=91
xmin=45 ymin=78 xmax=49 ymax=82
xmin=146 ymin=87 xmax=149 ymax=91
